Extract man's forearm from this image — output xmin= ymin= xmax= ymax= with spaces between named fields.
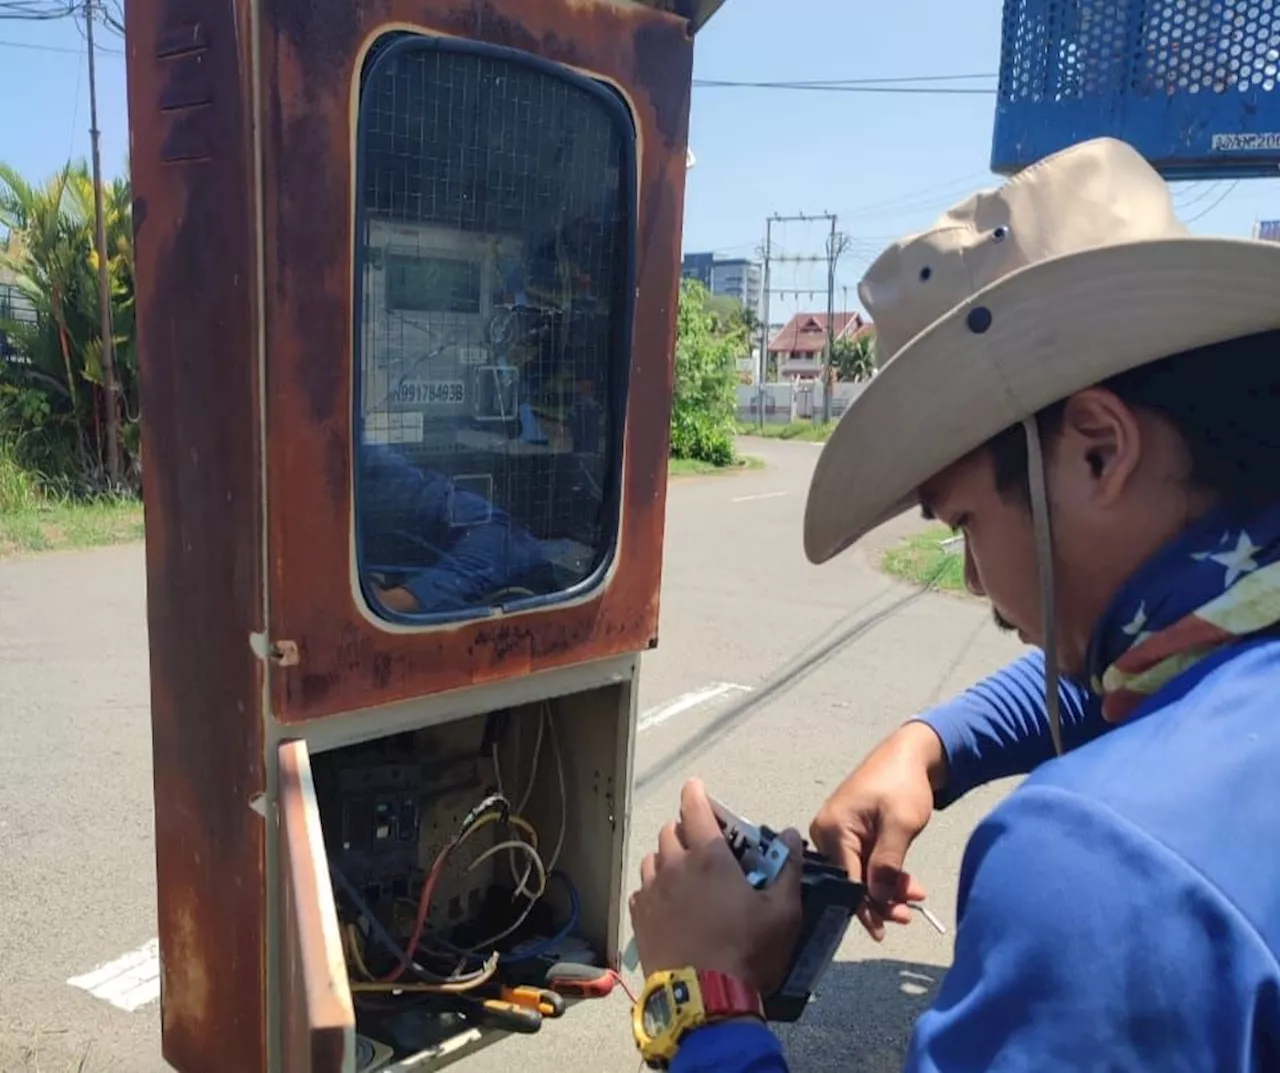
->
xmin=912 ymin=649 xmax=1100 ymax=808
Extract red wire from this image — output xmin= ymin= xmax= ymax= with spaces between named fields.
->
xmin=381 ymin=839 xmax=452 ymax=983
xmin=610 ymin=970 xmax=638 ymax=1004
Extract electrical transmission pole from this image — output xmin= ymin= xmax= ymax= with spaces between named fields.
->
xmin=85 ymin=0 xmax=122 ymax=484
xmin=756 ymin=218 xmax=773 ymax=431
xmin=822 ymin=222 xmax=849 ymax=425
xmin=758 ymin=213 xmax=840 ymax=424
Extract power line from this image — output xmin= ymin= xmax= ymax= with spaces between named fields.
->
xmin=0 ymin=34 xmax=121 ymax=53
xmin=694 ymin=79 xmax=995 ymax=95
xmin=1183 ymin=180 xmax=1240 ymax=224
xmin=695 ymin=72 xmax=996 ymax=88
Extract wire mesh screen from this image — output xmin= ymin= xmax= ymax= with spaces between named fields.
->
xmin=353 ymin=37 xmax=632 ymax=622
xmin=992 ymin=0 xmax=1280 ymax=177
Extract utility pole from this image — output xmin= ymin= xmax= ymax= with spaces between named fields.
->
xmin=85 ymin=0 xmax=122 ymax=484
xmin=756 ymin=219 xmax=773 ymax=431
xmin=758 ymin=212 xmax=839 ymax=425
xmin=821 ymin=222 xmax=848 ymax=425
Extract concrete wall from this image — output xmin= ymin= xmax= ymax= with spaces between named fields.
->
xmin=737 ymin=381 xmax=869 ymax=424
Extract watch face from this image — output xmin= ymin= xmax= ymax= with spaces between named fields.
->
xmin=642 ymin=987 xmax=673 ymax=1036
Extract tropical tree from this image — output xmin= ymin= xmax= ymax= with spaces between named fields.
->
xmin=0 ymin=161 xmax=136 ymax=492
xmin=832 ymin=330 xmax=878 ymax=382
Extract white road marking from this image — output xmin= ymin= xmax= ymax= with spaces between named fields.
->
xmin=638 ymin=682 xmax=751 ymax=733
xmin=68 ymin=938 xmax=160 ymax=1012
xmin=72 ymin=684 xmax=751 ymax=1013
xmin=730 ymin=491 xmax=789 ymax=503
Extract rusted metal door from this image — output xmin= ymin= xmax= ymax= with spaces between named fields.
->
xmin=278 ymin=741 xmax=355 ymax=1073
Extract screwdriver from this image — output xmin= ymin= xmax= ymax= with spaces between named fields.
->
xmin=447 ymin=994 xmax=543 ymax=1034
xmin=496 ymin=984 xmax=566 ymax=1018
xmin=544 ymin=961 xmax=634 ymax=1001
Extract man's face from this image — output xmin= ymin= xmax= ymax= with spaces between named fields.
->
xmin=917 ymin=390 xmax=1212 ymax=677
xmin=918 ymin=451 xmax=1047 ymax=649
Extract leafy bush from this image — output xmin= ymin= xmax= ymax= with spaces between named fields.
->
xmin=670 ymin=279 xmax=741 ymax=466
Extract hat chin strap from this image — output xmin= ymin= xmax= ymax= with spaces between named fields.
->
xmin=1022 ymin=417 xmax=1064 ymax=756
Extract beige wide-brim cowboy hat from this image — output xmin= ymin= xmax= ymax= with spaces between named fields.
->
xmin=804 ymin=136 xmax=1280 ymax=566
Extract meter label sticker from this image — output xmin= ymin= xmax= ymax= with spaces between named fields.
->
xmin=393 ymin=379 xmax=466 ymax=405
xmin=1211 ymin=132 xmax=1280 ymax=152
xmin=780 ymin=905 xmax=853 ymax=998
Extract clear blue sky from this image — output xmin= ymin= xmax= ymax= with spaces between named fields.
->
xmin=3 ymin=0 xmax=1277 ymax=324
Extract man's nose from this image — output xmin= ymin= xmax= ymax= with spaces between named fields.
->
xmin=963 ymin=545 xmax=985 ymax=598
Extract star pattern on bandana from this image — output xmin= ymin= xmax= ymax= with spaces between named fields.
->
xmin=1121 ymin=601 xmax=1152 ymax=646
xmin=1193 ymin=531 xmax=1262 ymax=588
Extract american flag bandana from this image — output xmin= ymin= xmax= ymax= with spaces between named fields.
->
xmin=1088 ymin=505 xmax=1280 ymax=723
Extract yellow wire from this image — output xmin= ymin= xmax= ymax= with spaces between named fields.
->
xmin=344 ymin=924 xmax=375 ymax=981
xmin=453 ymin=810 xmax=538 ymax=852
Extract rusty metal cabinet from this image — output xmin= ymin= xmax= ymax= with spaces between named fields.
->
xmin=126 ymin=1 xmax=725 ymax=1070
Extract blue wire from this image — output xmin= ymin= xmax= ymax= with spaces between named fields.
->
xmin=330 ymin=863 xmax=431 ymax=974
xmin=500 ymin=871 xmax=581 ymax=964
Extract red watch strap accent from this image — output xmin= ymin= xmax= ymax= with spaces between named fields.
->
xmin=695 ymin=971 xmax=764 ymax=1020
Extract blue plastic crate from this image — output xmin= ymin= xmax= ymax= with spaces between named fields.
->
xmin=992 ymin=0 xmax=1280 ymax=179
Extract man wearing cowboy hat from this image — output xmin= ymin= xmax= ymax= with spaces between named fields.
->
xmin=628 ymin=135 xmax=1280 ymax=1070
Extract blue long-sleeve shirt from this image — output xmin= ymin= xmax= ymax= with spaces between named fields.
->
xmin=672 ymin=641 xmax=1280 ymax=1070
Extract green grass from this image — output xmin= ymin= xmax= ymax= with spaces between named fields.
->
xmin=736 ymin=419 xmax=837 ymax=443
xmin=880 ymin=524 xmax=967 ymax=593
xmin=669 ymin=455 xmax=765 ymax=478
xmin=0 ymin=496 xmax=145 ymax=557
xmin=0 ymin=442 xmax=144 ymax=557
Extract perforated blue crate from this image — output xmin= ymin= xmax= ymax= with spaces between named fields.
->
xmin=992 ymin=0 xmax=1280 ymax=179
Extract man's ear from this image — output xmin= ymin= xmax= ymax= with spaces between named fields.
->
xmin=1058 ymin=388 xmax=1142 ymax=506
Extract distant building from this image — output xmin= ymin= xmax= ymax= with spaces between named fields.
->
xmin=0 ymin=264 xmax=37 ymax=362
xmin=768 ymin=312 xmax=872 ymax=381
xmin=681 ymin=252 xmax=762 ymax=314
xmin=1255 ymin=220 xmax=1280 ymax=243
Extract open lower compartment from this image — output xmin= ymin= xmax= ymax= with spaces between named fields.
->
xmin=277 ymin=684 xmax=633 ymax=1073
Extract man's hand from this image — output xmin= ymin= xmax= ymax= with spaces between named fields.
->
xmin=629 ymin=778 xmax=804 ymax=995
xmin=374 ymin=583 xmax=419 ymax=614
xmin=809 ymin=721 xmax=945 ymax=942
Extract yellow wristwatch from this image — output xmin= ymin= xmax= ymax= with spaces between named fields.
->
xmin=631 ymin=967 xmax=764 ymax=1069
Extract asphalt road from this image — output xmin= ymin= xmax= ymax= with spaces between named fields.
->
xmin=0 ymin=437 xmax=1027 ymax=1073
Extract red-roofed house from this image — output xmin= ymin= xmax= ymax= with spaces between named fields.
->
xmin=768 ymin=312 xmax=871 ymax=380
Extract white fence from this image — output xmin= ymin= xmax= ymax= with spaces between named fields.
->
xmin=737 ymin=381 xmax=869 ymax=425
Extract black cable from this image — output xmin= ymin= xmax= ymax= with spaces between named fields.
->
xmin=1183 ymin=180 xmax=1240 ymax=224
xmin=695 ymin=72 xmax=996 ymax=87
xmin=693 ymin=79 xmax=995 ymax=95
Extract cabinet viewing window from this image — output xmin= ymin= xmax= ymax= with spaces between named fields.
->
xmin=353 ymin=34 xmax=636 ymax=624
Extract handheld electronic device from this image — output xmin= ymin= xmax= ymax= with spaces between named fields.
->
xmin=709 ymin=796 xmax=866 ymax=1023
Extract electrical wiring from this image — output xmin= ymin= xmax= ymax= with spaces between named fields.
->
xmin=499 ymin=871 xmax=580 ymax=965
xmin=385 ymin=794 xmax=545 ymax=983
xmin=334 ymin=725 xmax=574 ymax=992
xmin=344 ymin=924 xmax=376 ymax=980
xmin=350 ymin=953 xmax=499 ymax=995
xmin=466 ymin=838 xmax=547 ymax=900
xmin=331 ymin=863 xmax=491 ymax=986
xmin=492 ymin=704 xmax=566 ymax=900
xmin=492 ymin=717 xmax=544 ymax=899
xmin=542 ymin=701 xmax=567 ymax=878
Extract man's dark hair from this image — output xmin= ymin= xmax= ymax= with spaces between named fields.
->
xmin=987 ymin=328 xmax=1280 ymax=509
